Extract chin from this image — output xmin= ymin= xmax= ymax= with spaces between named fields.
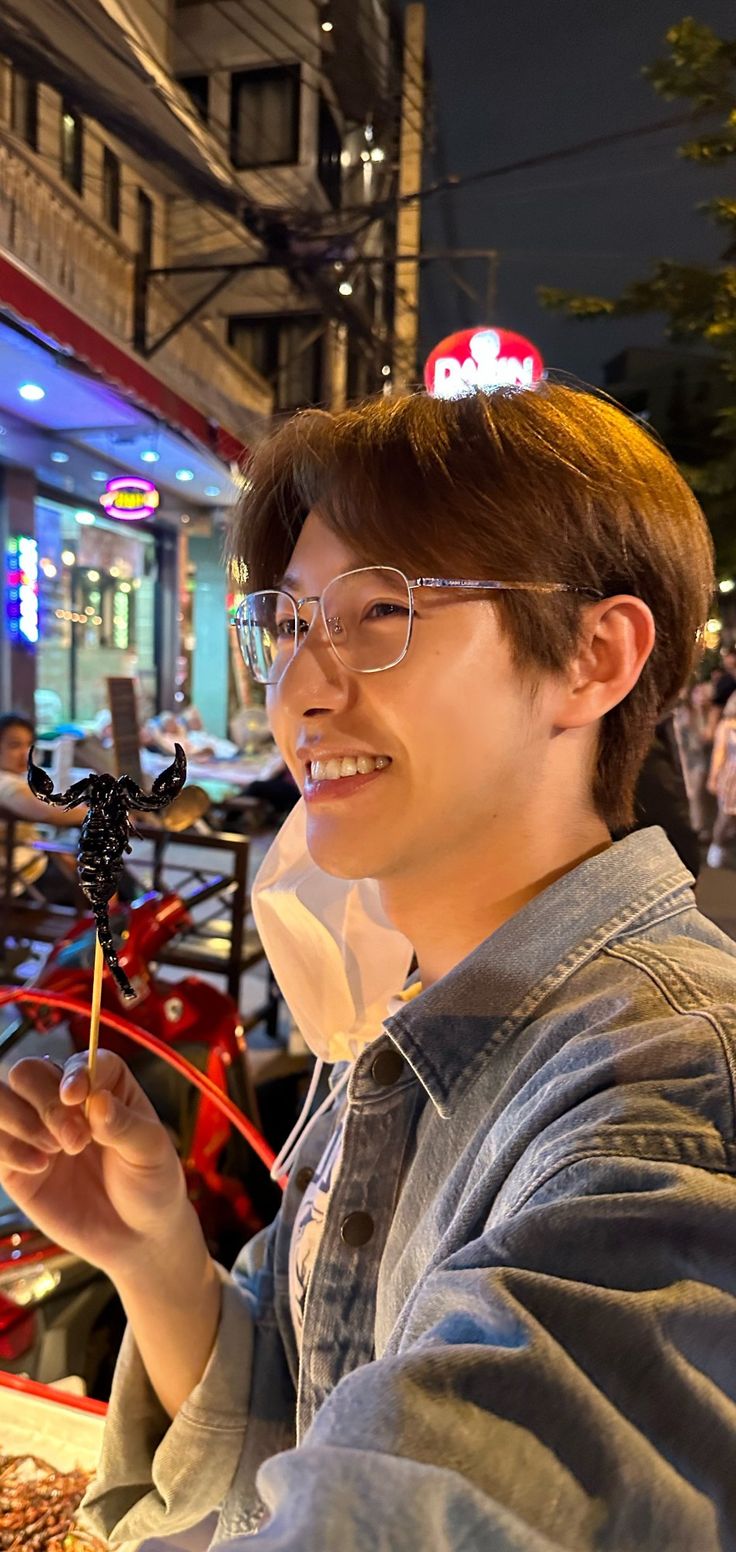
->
xmin=304 ymin=817 xmax=388 ymax=880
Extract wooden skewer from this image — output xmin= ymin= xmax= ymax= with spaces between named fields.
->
xmin=87 ymin=934 xmax=104 ymax=1094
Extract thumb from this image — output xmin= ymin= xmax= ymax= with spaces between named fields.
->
xmin=86 ymin=1088 xmax=173 ymax=1170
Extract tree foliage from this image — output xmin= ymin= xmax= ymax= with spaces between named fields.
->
xmin=539 ymin=18 xmax=736 ymax=569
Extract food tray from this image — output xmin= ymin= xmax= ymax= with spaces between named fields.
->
xmin=0 ymin=1373 xmax=215 ymax=1550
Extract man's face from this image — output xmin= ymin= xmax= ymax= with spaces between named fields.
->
xmin=0 ymin=724 xmax=32 ymax=776
xmin=267 ymin=512 xmax=561 ymax=881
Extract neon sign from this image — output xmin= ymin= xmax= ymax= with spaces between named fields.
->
xmin=100 ymin=475 xmax=160 ymax=521
xmin=424 ymin=326 xmax=545 ymax=399
xmin=5 ymin=535 xmax=39 ymax=646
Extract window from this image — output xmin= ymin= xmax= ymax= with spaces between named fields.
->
xmin=178 ymin=73 xmax=209 ymax=121
xmin=137 ymin=189 xmax=154 ymax=270
xmin=228 ymin=314 xmax=324 ymax=410
xmin=60 ymin=102 xmax=83 ymax=193
xmin=318 ymin=96 xmax=341 ymax=209
xmin=11 ymin=71 xmax=38 ymax=150
xmin=230 ymin=65 xmax=300 ymax=168
xmin=102 ymin=147 xmax=121 ymax=232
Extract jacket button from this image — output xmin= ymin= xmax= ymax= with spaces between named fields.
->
xmin=295 ymin=1166 xmax=315 ymax=1192
xmin=370 ymin=1048 xmax=405 ymax=1087
xmin=340 ymin=1212 xmax=374 ymax=1247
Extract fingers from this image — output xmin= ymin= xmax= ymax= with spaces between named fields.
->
xmin=7 ymin=1059 xmax=90 ymax=1155
xmin=7 ymin=1050 xmax=171 ymax=1171
xmin=0 ymin=1079 xmax=60 ymax=1172
xmin=85 ymin=1088 xmax=173 ymax=1170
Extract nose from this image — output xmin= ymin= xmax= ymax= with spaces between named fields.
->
xmin=269 ymin=607 xmax=352 ymax=718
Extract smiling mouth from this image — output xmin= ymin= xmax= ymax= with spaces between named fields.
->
xmin=308 ymin=755 xmax=391 ymax=782
xmin=303 ymin=756 xmax=393 ymax=801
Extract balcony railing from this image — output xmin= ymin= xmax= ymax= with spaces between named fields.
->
xmin=0 ymin=128 xmax=272 ymax=431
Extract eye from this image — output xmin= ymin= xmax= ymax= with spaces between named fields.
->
xmin=365 ymin=600 xmax=410 ymax=621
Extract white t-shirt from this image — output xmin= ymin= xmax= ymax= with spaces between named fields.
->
xmin=0 ymin=770 xmax=48 ymax=890
xmin=289 ymin=983 xmax=422 ymax=1351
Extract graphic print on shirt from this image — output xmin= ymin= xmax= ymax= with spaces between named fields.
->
xmin=289 ymin=1121 xmax=345 ymax=1349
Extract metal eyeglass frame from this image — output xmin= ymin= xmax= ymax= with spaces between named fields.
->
xmin=233 ymin=566 xmax=604 ymax=685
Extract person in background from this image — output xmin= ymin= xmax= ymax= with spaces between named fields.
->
xmin=673 ymin=680 xmax=716 ymax=842
xmin=706 ymin=688 xmax=736 ymax=867
xmin=0 ymin=712 xmax=86 ymax=900
xmin=0 ymin=713 xmax=140 ymax=905
xmin=704 ymin=645 xmax=736 ymax=743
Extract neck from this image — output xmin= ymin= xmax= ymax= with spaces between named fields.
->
xmin=379 ymin=810 xmax=612 ymax=989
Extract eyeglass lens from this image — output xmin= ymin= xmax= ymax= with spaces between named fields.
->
xmin=238 ymin=567 xmax=413 ymax=683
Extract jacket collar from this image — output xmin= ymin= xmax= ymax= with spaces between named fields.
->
xmin=382 ymin=828 xmax=695 ymax=1118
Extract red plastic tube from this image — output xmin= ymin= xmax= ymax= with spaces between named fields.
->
xmin=0 ymin=986 xmax=286 ymax=1188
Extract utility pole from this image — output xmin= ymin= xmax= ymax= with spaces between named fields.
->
xmin=392 ymin=2 xmax=426 ymax=391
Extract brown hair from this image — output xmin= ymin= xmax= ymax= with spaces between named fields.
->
xmin=229 ymin=385 xmax=714 ymax=830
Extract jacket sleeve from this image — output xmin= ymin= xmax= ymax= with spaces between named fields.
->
xmin=80 ymin=1213 xmax=296 ymax=1545
xmin=212 ymin=1153 xmax=736 ymax=1552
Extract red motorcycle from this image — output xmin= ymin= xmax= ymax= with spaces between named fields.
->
xmin=0 ymin=886 xmax=299 ymax=1394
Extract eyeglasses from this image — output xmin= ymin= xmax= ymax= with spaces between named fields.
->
xmin=233 ymin=565 xmax=603 ymax=686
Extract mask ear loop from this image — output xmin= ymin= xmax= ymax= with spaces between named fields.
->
xmin=269 ymin=1060 xmax=352 ymax=1183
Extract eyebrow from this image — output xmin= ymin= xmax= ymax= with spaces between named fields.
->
xmin=278 ymin=573 xmax=301 ymax=593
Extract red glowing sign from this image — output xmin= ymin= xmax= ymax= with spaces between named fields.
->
xmin=100 ymin=476 xmax=160 ymax=522
xmin=424 ymin=326 xmax=545 ymax=399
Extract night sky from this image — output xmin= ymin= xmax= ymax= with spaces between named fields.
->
xmin=417 ymin=0 xmax=736 ymax=385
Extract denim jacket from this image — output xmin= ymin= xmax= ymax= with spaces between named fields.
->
xmin=82 ymin=829 xmax=736 ymax=1551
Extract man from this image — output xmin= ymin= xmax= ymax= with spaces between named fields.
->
xmin=0 ymin=712 xmax=86 ymax=898
xmin=2 ymin=386 xmax=735 ymax=1551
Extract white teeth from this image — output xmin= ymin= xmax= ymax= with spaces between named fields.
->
xmin=310 ymin=755 xmax=391 ymax=782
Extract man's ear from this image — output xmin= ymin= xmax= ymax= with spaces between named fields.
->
xmin=554 ymin=594 xmax=656 ymax=731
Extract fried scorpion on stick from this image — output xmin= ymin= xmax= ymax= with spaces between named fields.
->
xmin=27 ymin=744 xmax=187 ymax=1000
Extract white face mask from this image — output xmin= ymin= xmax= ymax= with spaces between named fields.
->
xmin=251 ymin=799 xmax=415 ymax=1065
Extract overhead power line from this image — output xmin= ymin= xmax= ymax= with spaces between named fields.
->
xmin=340 ymin=106 xmax=719 ymax=226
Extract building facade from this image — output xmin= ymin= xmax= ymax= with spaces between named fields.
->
xmin=0 ymin=0 xmax=400 ymax=736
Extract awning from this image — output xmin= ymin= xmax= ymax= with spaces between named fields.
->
xmin=0 ymin=0 xmax=244 ymax=214
xmin=0 ymin=251 xmax=248 ymax=468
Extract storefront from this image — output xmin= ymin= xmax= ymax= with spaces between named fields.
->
xmin=34 ymin=498 xmax=159 ymax=724
xmin=0 ymin=262 xmax=247 ymax=733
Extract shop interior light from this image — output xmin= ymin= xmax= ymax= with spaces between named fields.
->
xmin=39 ymin=558 xmax=57 ymax=578
xmin=141 ymin=450 xmax=160 ymax=463
xmin=338 ymin=280 xmax=353 ymax=296
xmin=109 ymin=565 xmax=121 ymax=578
xmin=370 ymin=147 xmax=386 ymax=162
xmin=91 ymin=471 xmax=108 ymax=482
xmin=204 ymin=485 xmax=221 ymax=497
xmin=50 ymin=450 xmax=69 ymax=464
xmin=61 ymin=549 xmax=76 ymax=566
xmin=87 ymin=569 xmax=100 ymax=582
xmin=5 ymin=535 xmax=39 ymax=646
xmin=119 ymin=582 xmax=132 ymax=593
xmin=19 ymin=383 xmax=45 ymax=402
xmin=176 ymin=468 xmax=195 ymax=482
xmin=321 ymin=18 xmax=333 ymax=30
xmin=360 ymin=149 xmax=371 ymax=162
xmin=74 ymin=509 xmax=96 ymax=526
xmin=381 ymin=364 xmax=391 ymax=377
xmin=718 ymin=579 xmax=735 ymax=594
